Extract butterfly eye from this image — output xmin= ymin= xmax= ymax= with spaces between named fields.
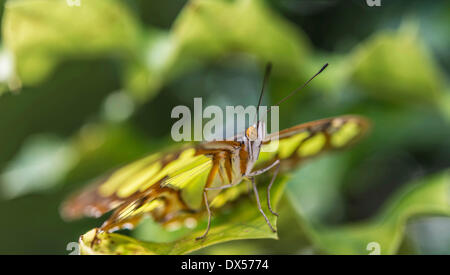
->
xmin=246 ymin=126 xmax=258 ymax=141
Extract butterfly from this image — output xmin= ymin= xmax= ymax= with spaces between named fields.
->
xmin=60 ymin=63 xmax=369 ymax=242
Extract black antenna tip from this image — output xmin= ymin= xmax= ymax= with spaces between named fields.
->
xmin=272 ymin=62 xmax=329 ymax=107
xmin=319 ymin=63 xmax=328 ymax=73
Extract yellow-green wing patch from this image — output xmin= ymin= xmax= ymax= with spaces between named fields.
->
xmin=98 ymin=152 xmax=161 ymax=197
xmin=257 ymin=115 xmax=369 ymax=167
xmin=98 ymin=147 xmax=213 ymax=199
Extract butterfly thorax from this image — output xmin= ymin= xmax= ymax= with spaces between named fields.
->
xmin=237 ymin=120 xmax=266 ymax=176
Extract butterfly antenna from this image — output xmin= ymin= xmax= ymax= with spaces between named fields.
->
xmin=270 ymin=63 xmax=328 ymax=111
xmin=253 ymin=62 xmax=272 ymax=123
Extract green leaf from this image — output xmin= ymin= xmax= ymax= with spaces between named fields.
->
xmin=290 ymin=169 xmax=450 ymax=255
xmin=349 ymin=21 xmax=446 ymax=104
xmin=171 ymin=0 xmax=311 ymax=73
xmin=2 ymin=0 xmax=314 ymax=101
xmin=2 ymin=0 xmax=141 ymax=85
xmin=132 ymin=0 xmax=314 ymax=101
xmin=79 ymin=175 xmax=288 ymax=255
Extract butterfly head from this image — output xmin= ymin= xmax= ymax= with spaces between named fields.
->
xmin=244 ymin=120 xmax=266 ymax=167
xmin=246 ymin=126 xmax=258 ymax=141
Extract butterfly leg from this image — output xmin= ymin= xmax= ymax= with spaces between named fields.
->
xmin=196 ymin=191 xmax=212 ymax=241
xmin=248 ymin=160 xmax=281 ymax=216
xmin=205 ymin=184 xmax=235 ymax=190
xmin=252 ymin=177 xmax=276 ymax=233
xmin=248 ymin=159 xmax=280 ymax=177
xmin=267 ymin=162 xmax=280 ymax=216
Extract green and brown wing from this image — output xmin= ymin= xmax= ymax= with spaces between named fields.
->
xmin=60 ymin=146 xmax=215 ymax=232
xmin=256 ymin=115 xmax=370 ymax=170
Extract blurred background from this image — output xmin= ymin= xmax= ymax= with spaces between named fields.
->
xmin=0 ymin=0 xmax=449 ymax=254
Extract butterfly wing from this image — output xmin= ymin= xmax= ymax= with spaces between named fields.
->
xmin=60 ymin=146 xmax=215 ymax=230
xmin=256 ymin=115 xmax=370 ymax=170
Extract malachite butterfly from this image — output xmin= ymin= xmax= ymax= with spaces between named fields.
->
xmin=61 ymin=63 xmax=369 ymax=242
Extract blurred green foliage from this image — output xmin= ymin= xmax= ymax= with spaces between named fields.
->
xmin=0 ymin=0 xmax=449 ymax=254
